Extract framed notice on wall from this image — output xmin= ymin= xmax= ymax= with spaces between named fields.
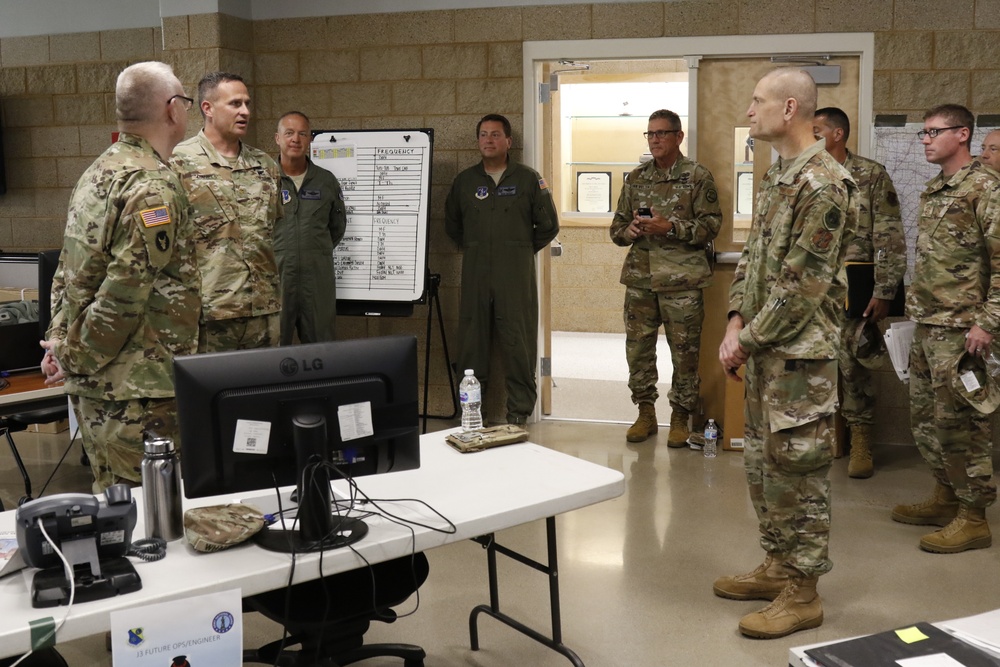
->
xmin=576 ymin=171 xmax=612 ymax=213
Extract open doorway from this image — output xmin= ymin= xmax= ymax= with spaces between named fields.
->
xmin=527 ymin=35 xmax=873 ymax=425
xmin=545 ymin=59 xmax=690 ymax=422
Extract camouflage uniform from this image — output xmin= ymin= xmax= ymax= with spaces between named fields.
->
xmin=907 ymin=159 xmax=1000 ymax=508
xmin=445 ymin=160 xmax=559 ymax=423
xmin=276 ymin=160 xmax=347 ymax=345
xmin=729 ymin=139 xmax=858 ymax=577
xmin=838 ymin=151 xmax=906 ymax=426
xmin=48 ymin=133 xmax=201 ymax=491
xmin=610 ymin=155 xmax=722 ymax=413
xmin=170 ymin=130 xmax=282 ymax=352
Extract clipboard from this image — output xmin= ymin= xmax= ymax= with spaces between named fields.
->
xmin=845 ymin=261 xmax=905 ymax=319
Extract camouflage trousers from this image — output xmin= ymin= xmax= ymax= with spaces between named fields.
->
xmin=624 ymin=286 xmax=703 ymax=412
xmin=744 ymin=354 xmax=836 ymax=578
xmin=838 ymin=317 xmax=875 ymax=426
xmin=71 ymin=394 xmax=178 ymax=493
xmin=909 ymin=324 xmax=996 ymax=507
xmin=199 ymin=313 xmax=280 ymax=353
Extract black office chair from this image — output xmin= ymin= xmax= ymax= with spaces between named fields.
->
xmin=243 ymin=553 xmax=429 ymax=667
xmin=1 ymin=399 xmax=70 ymax=506
xmin=0 ymin=648 xmax=68 ymax=667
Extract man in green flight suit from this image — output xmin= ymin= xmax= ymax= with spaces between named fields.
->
xmin=274 ymin=111 xmax=347 ymax=344
xmin=445 ymin=113 xmax=559 ymax=425
xmin=41 ymin=62 xmax=201 ymax=491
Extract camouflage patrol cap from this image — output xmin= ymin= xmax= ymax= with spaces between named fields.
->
xmin=848 ymin=318 xmax=887 ymax=370
xmin=949 ymin=351 xmax=1000 ymax=414
xmin=183 ymin=503 xmax=266 ymax=553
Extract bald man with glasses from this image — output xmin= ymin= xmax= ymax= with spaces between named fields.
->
xmin=892 ymin=103 xmax=1000 ymax=553
xmin=610 ymin=109 xmax=722 ymax=446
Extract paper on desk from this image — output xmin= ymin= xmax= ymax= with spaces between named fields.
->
xmin=0 ymin=531 xmax=25 ymax=578
xmin=940 ymin=609 xmax=1000 ymax=657
xmin=884 ymin=320 xmax=916 ymax=383
xmin=110 ymin=587 xmax=242 ymax=666
xmin=896 ymin=654 xmax=967 ymax=666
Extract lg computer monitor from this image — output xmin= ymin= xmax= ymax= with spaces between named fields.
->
xmin=174 ymin=335 xmax=421 ymax=553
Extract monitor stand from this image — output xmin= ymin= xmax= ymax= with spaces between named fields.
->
xmin=253 ymin=515 xmax=368 ymax=553
xmin=253 ymin=412 xmax=369 ymax=554
xmin=31 ymin=557 xmax=141 ymax=608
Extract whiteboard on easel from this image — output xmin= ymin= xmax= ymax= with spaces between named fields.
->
xmin=310 ymin=129 xmax=432 ymax=304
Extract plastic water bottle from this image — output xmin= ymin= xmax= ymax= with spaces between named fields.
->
xmin=460 ymin=369 xmax=483 ymax=432
xmin=703 ymin=419 xmax=718 ymax=459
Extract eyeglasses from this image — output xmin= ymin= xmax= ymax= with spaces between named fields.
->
xmin=643 ymin=130 xmax=681 ymax=140
xmin=916 ymin=126 xmax=962 ymax=140
xmin=168 ymin=94 xmax=195 ymax=110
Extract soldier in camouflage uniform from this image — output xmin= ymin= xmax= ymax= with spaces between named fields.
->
xmin=610 ymin=109 xmax=721 ymax=446
xmin=716 ymin=69 xmax=859 ymax=639
xmin=170 ymin=72 xmax=282 ymax=353
xmin=41 ymin=62 xmax=200 ymax=492
xmin=892 ymin=104 xmax=1000 ymax=553
xmin=981 ymin=129 xmax=1000 ymax=172
xmin=813 ymin=107 xmax=906 ymax=478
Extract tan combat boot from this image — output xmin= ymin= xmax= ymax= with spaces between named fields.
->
xmin=666 ymin=409 xmax=690 ymax=448
xmin=626 ymin=403 xmax=657 ymax=443
xmin=891 ymin=483 xmax=959 ymax=526
xmin=847 ymin=424 xmax=874 ymax=478
xmin=738 ymin=576 xmax=823 ymax=639
xmin=713 ymin=553 xmax=790 ymax=601
xmin=919 ymin=506 xmax=992 ymax=554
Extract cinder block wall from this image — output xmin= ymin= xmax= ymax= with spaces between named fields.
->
xmin=2 ymin=1 xmax=1000 ymax=422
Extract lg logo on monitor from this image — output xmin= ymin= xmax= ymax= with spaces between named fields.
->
xmin=279 ymin=357 xmax=324 ymax=376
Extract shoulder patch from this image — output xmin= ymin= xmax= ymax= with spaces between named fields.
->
xmin=823 ymin=207 xmax=841 ymax=230
xmin=139 ymin=206 xmax=171 ymax=228
xmin=538 ymin=178 xmax=548 ymax=190
xmin=810 ymin=228 xmax=834 ymax=252
xmin=706 ymin=188 xmax=718 ymax=203
xmin=886 ymin=191 xmax=899 ymax=207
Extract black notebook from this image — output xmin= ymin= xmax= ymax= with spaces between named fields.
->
xmin=805 ymin=621 xmax=1000 ymax=667
xmin=845 ymin=262 xmax=905 ymax=319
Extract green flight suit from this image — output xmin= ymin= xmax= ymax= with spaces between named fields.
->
xmin=276 ymin=161 xmax=347 ymax=344
xmin=445 ymin=160 xmax=559 ymax=422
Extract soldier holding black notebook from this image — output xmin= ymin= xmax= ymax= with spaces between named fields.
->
xmin=813 ymin=106 xmax=906 ymax=478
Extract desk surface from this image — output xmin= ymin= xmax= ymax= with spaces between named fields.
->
xmin=0 ymin=430 xmax=625 ymax=656
xmin=0 ymin=371 xmax=64 ymax=410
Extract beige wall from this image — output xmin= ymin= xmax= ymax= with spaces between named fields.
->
xmin=2 ymin=2 xmax=1000 ymax=420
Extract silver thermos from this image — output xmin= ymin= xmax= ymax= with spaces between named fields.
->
xmin=141 ymin=435 xmax=183 ymax=541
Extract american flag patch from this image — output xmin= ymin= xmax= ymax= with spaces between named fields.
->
xmin=139 ymin=206 xmax=171 ymax=228
xmin=538 ymin=178 xmax=548 ymax=190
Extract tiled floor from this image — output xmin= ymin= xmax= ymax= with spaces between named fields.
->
xmin=4 ymin=419 xmax=1000 ymax=666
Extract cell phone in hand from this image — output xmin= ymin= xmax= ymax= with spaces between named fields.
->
xmin=637 ymin=207 xmax=652 ymax=218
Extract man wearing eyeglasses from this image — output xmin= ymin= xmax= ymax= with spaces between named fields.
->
xmin=610 ymin=110 xmax=722 ymax=445
xmin=892 ymin=104 xmax=1000 ymax=553
xmin=171 ymin=72 xmax=282 ymax=353
xmin=273 ymin=111 xmax=347 ymax=345
xmin=813 ymin=107 xmax=906 ymax=478
xmin=445 ymin=114 xmax=559 ymax=426
xmin=716 ymin=69 xmax=858 ymax=639
xmin=981 ymin=129 xmax=1000 ymax=172
xmin=41 ymin=62 xmax=201 ymax=491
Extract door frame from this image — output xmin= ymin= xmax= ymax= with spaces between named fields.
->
xmin=523 ymin=33 xmax=875 ymax=422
